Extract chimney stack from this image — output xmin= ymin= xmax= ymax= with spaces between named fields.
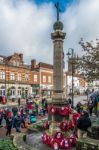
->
xmin=31 ymin=59 xmax=36 ymax=69
xmin=19 ymin=53 xmax=23 ymax=61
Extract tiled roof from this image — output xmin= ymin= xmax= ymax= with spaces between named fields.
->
xmin=0 ymin=55 xmax=6 ymax=58
xmin=39 ymin=62 xmax=53 ymax=69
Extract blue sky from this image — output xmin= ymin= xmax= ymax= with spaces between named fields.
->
xmin=31 ymin=0 xmax=77 ymax=11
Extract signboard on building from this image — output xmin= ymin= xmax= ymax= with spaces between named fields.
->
xmin=32 ymin=84 xmax=39 ymax=89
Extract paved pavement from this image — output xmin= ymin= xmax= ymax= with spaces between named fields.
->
xmin=73 ymin=95 xmax=87 ymax=106
xmin=0 ymin=114 xmax=47 ymax=139
xmin=0 ymin=126 xmax=27 ymax=139
xmin=0 ymin=99 xmax=26 ymax=108
xmin=0 ymin=95 xmax=87 ymax=108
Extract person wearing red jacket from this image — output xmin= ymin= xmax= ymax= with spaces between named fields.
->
xmin=7 ymin=111 xmax=12 ymax=118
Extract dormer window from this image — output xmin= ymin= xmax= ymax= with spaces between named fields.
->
xmin=13 ymin=60 xmax=16 ymax=66
xmin=16 ymin=61 xmax=19 ymax=66
xmin=13 ymin=60 xmax=19 ymax=66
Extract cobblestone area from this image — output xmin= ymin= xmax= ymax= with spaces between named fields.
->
xmin=0 ymin=126 xmax=27 ymax=139
xmin=0 ymin=115 xmax=47 ymax=139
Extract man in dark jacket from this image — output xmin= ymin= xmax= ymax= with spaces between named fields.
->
xmin=13 ymin=112 xmax=21 ymax=132
xmin=6 ymin=116 xmax=13 ymax=136
xmin=12 ymin=107 xmax=18 ymax=116
xmin=77 ymin=110 xmax=91 ymax=138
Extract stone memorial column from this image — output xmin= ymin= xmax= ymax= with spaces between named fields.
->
xmin=51 ymin=21 xmax=66 ymax=102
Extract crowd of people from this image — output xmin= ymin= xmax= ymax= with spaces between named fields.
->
xmin=0 ymin=91 xmax=99 ymax=139
xmin=76 ymin=91 xmax=99 ymax=116
xmin=0 ymin=97 xmax=48 ymax=137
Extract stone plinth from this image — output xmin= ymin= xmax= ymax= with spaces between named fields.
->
xmin=88 ymin=125 xmax=99 ymax=139
xmin=87 ymin=117 xmax=99 ymax=139
xmin=48 ymin=101 xmax=68 ymax=122
xmin=76 ymin=138 xmax=99 ymax=150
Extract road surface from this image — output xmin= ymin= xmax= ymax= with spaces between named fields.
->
xmin=74 ymin=95 xmax=87 ymax=106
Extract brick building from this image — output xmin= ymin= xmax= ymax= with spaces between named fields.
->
xmin=0 ymin=53 xmax=54 ymax=99
xmin=0 ymin=53 xmax=87 ymax=99
xmin=31 ymin=60 xmax=53 ymax=97
xmin=0 ymin=53 xmax=32 ymax=99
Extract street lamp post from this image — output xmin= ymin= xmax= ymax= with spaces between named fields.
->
xmin=67 ymin=48 xmax=74 ymax=108
xmin=5 ymin=62 xmax=7 ymax=103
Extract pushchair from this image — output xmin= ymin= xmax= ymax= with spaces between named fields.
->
xmin=30 ymin=112 xmax=37 ymax=123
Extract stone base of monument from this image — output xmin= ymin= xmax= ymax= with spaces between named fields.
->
xmin=48 ymin=101 xmax=68 ymax=122
xmin=76 ymin=138 xmax=99 ymax=150
xmin=88 ymin=125 xmax=99 ymax=139
xmin=41 ymin=103 xmax=78 ymax=150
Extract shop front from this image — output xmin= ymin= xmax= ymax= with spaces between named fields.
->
xmin=41 ymin=85 xmax=53 ymax=98
xmin=32 ymin=84 xmax=40 ymax=97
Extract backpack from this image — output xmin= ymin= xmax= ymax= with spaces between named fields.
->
xmin=30 ymin=116 xmax=36 ymax=123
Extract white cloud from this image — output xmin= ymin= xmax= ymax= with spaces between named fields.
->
xmin=0 ymin=0 xmax=54 ymax=64
xmin=63 ymin=0 xmax=99 ymax=57
xmin=0 ymin=0 xmax=99 ymax=66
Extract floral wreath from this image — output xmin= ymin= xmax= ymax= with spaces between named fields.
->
xmin=50 ymin=105 xmax=56 ymax=115
xmin=60 ymin=121 xmax=68 ymax=132
xmin=59 ymin=106 xmax=69 ymax=116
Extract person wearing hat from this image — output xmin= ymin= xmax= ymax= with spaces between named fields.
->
xmin=77 ymin=110 xmax=91 ymax=138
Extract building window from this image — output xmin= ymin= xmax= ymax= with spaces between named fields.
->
xmin=26 ymin=74 xmax=29 ymax=81
xmin=11 ymin=90 xmax=15 ymax=96
xmin=18 ymin=73 xmax=22 ymax=81
xmin=34 ymin=74 xmax=38 ymax=82
xmin=16 ymin=61 xmax=19 ymax=66
xmin=10 ymin=73 xmax=15 ymax=80
xmin=0 ymin=89 xmax=5 ymax=96
xmin=13 ymin=60 xmax=19 ymax=66
xmin=18 ymin=90 xmax=22 ymax=96
xmin=13 ymin=60 xmax=16 ymax=66
xmin=43 ymin=75 xmax=46 ymax=83
xmin=0 ymin=72 xmax=5 ymax=80
xmin=48 ymin=76 xmax=51 ymax=83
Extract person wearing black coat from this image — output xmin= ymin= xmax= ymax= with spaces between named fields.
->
xmin=77 ymin=110 xmax=91 ymax=138
xmin=12 ymin=107 xmax=18 ymax=116
xmin=6 ymin=117 xmax=13 ymax=136
xmin=13 ymin=112 xmax=21 ymax=132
